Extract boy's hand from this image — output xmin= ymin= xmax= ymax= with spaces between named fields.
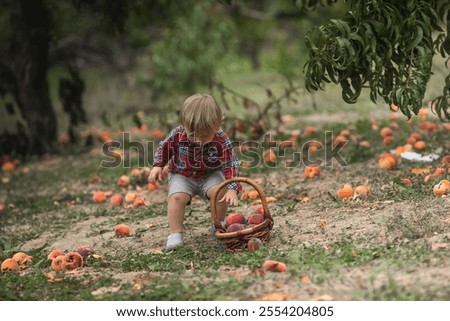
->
xmin=148 ymin=166 xmax=164 ymax=184
xmin=219 ymin=189 xmax=238 ymax=206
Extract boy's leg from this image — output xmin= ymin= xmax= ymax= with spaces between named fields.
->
xmin=206 ymin=186 xmax=228 ymax=221
xmin=167 ymin=192 xmax=191 ymax=233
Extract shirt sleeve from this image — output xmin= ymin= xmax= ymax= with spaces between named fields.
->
xmin=220 ymin=132 xmax=242 ymax=192
xmin=152 ymin=127 xmax=178 ymax=167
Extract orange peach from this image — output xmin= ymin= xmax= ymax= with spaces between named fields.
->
xmin=337 ymin=184 xmax=353 ymax=200
xmin=339 ymin=129 xmax=351 ymax=137
xmin=132 ymin=196 xmax=146 ymax=208
xmin=247 ymin=213 xmax=264 ymax=225
xmin=254 ymin=206 xmax=265 ymax=215
xmin=401 ymin=178 xmax=413 ymax=187
xmin=1 ymin=258 xmax=20 ymax=272
xmin=75 ymin=245 xmax=94 ymax=258
xmin=263 ymin=150 xmax=277 ymax=163
xmin=359 ymin=140 xmax=370 ymax=148
xmin=48 ymin=249 xmax=65 ymax=261
xmin=125 ymin=192 xmax=137 ymax=204
xmin=117 ymin=175 xmax=129 ymax=188
xmin=225 ymin=213 xmax=246 ymax=227
xmin=263 ymin=260 xmax=287 ymax=272
xmin=12 ymin=252 xmax=32 ymax=265
xmin=333 ymin=135 xmax=348 ymax=147
xmin=147 ymin=182 xmax=159 ymax=191
xmin=383 ymin=136 xmax=394 ymax=145
xmin=115 ymin=224 xmax=131 ymax=237
xmin=441 ymin=155 xmax=450 ymax=166
xmin=92 ymin=191 xmax=107 ymax=203
xmin=354 ymin=185 xmax=370 ymax=196
xmin=433 ymin=181 xmax=449 ymax=196
xmin=304 ymin=165 xmax=320 ymax=179
xmin=247 ymin=190 xmax=259 ymax=199
xmin=379 ymin=153 xmax=397 ymax=170
xmin=303 ymin=127 xmax=317 ymax=136
xmin=414 ymin=141 xmax=426 ymax=151
xmin=226 ymin=223 xmax=245 ymax=233
xmin=380 ymin=127 xmax=394 ymax=137
xmin=1 ymin=161 xmax=15 ymax=172
xmin=51 ymin=255 xmax=65 ymax=271
xmin=62 ymin=252 xmax=83 ymax=270
xmin=110 ymin=194 xmax=123 ymax=206
xmin=247 ymin=238 xmax=263 ymax=251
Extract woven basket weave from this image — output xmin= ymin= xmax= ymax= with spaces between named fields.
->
xmin=210 ymin=177 xmax=274 ymax=251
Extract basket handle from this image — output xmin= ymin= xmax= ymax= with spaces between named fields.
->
xmin=210 ymin=177 xmax=273 ymax=230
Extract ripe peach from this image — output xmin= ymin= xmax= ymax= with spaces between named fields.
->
xmin=12 ymin=252 xmax=32 ymax=265
xmin=117 ymin=175 xmax=129 ymax=188
xmin=333 ymin=135 xmax=348 ymax=147
xmin=225 ymin=213 xmax=246 ymax=227
xmin=254 ymin=206 xmax=265 ymax=215
xmin=247 ymin=190 xmax=259 ymax=199
xmin=1 ymin=161 xmax=15 ymax=172
xmin=62 ymin=252 xmax=83 ymax=270
xmin=263 ymin=260 xmax=287 ymax=272
xmin=48 ymin=249 xmax=65 ymax=261
xmin=354 ymin=185 xmax=370 ymax=196
xmin=401 ymin=178 xmax=413 ymax=187
xmin=1 ymin=258 xmax=20 ymax=272
xmin=110 ymin=194 xmax=123 ymax=206
xmin=247 ymin=238 xmax=263 ymax=251
xmin=303 ymin=127 xmax=317 ymax=136
xmin=414 ymin=141 xmax=426 ymax=151
xmin=263 ymin=150 xmax=277 ymax=163
xmin=418 ymin=108 xmax=428 ymax=118
xmin=441 ymin=155 xmax=450 ymax=166
xmin=433 ymin=180 xmax=450 ymax=196
xmin=125 ymin=192 xmax=137 ymax=204
xmin=359 ymin=140 xmax=370 ymax=148
xmin=383 ymin=136 xmax=394 ymax=145
xmin=92 ymin=191 xmax=107 ymax=203
xmin=247 ymin=213 xmax=264 ymax=225
xmin=51 ymin=255 xmax=65 ymax=271
xmin=337 ymin=184 xmax=353 ymax=200
xmin=75 ymin=245 xmax=94 ymax=258
xmin=380 ymin=127 xmax=394 ymax=137
xmin=132 ymin=196 xmax=146 ymax=208
xmin=115 ymin=224 xmax=131 ymax=237
xmin=379 ymin=153 xmax=397 ymax=170
xmin=304 ymin=165 xmax=320 ymax=179
xmin=226 ymin=223 xmax=245 ymax=233
xmin=130 ymin=168 xmax=142 ymax=177
xmin=147 ymin=182 xmax=159 ymax=191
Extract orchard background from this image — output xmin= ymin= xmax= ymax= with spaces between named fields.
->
xmin=0 ymin=0 xmax=449 ymax=300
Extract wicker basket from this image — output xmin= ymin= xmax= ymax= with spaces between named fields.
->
xmin=210 ymin=177 xmax=274 ymax=251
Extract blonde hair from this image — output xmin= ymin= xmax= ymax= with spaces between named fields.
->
xmin=179 ymin=94 xmax=222 ymax=136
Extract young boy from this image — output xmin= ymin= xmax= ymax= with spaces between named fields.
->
xmin=148 ymin=94 xmax=242 ymax=250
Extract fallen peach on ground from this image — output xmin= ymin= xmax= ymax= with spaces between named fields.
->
xmin=263 ymin=260 xmax=287 ymax=272
xmin=1 ymin=258 xmax=20 ymax=272
xmin=115 ymin=224 xmax=131 ymax=237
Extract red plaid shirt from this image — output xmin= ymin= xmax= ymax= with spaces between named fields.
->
xmin=153 ymin=126 xmax=242 ymax=192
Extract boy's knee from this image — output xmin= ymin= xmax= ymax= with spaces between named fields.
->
xmin=169 ymin=193 xmax=191 ymax=205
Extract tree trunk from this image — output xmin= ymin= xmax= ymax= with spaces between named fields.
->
xmin=10 ymin=0 xmax=57 ymax=155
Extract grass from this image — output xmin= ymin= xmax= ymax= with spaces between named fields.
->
xmin=1 ymin=239 xmax=448 ymax=300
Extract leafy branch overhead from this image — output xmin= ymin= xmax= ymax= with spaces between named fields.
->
xmin=302 ymin=0 xmax=450 ymax=121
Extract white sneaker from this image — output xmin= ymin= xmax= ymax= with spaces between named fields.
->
xmin=166 ymin=232 xmax=184 ymax=250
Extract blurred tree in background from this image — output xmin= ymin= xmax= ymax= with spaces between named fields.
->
xmin=0 ymin=0 xmax=448 ymax=156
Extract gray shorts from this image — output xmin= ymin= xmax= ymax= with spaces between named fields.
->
xmin=168 ymin=171 xmax=225 ymax=200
